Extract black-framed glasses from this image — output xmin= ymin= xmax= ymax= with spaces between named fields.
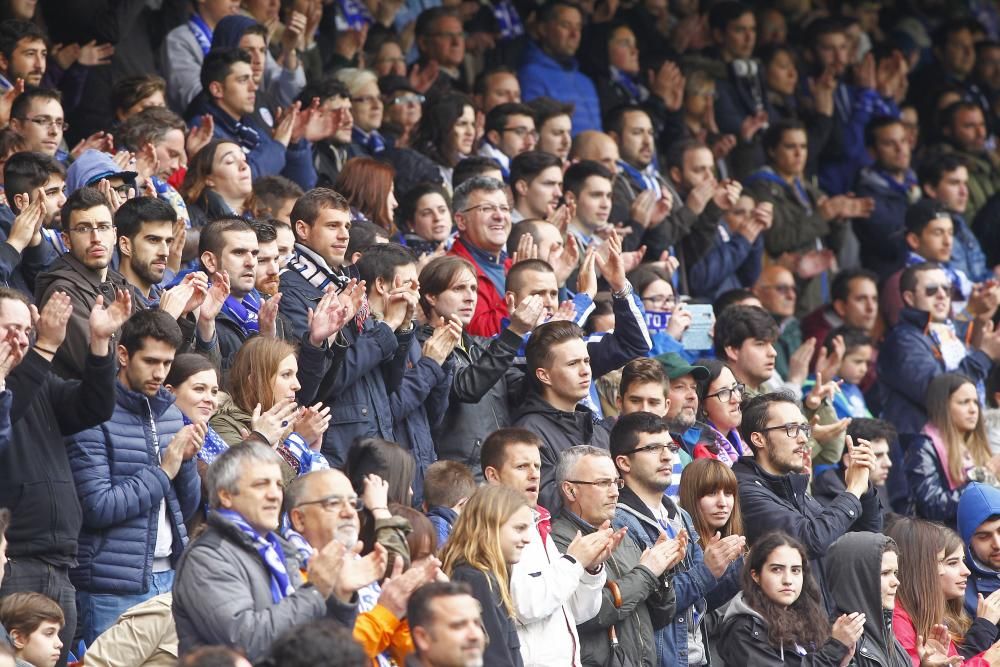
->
xmin=641 ymin=294 xmax=676 ymax=309
xmin=923 ymin=283 xmax=950 ymax=297
xmin=69 ymin=223 xmax=114 ymax=235
xmin=294 ymin=494 xmax=363 ymax=512
xmin=760 ymin=422 xmax=812 ymax=439
xmin=461 ymin=202 xmax=511 ymax=216
xmin=708 ymin=383 xmax=745 ymax=403
xmin=566 ymin=478 xmax=625 ymax=490
xmin=502 ymin=126 xmax=539 ymax=140
xmin=622 ymin=442 xmax=681 ymax=456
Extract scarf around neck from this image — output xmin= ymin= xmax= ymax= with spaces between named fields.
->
xmin=215 ymin=508 xmax=295 ymax=603
xmin=221 ymin=291 xmax=261 ymax=338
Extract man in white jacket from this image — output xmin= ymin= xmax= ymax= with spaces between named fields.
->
xmin=481 ymin=427 xmax=624 ymax=667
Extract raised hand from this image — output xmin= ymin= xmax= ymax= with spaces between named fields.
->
xmin=308 ymin=287 xmax=351 ymax=346
xmin=549 ymin=234 xmax=580 ymax=287
xmin=0 ymin=77 xmax=23 ymax=127
xmin=187 ymin=116 xmax=215 ymax=159
xmin=422 ymin=316 xmax=462 ymax=364
xmin=547 ymin=202 xmax=574 ymax=235
xmin=830 ymin=612 xmax=866 ymax=648
xmin=259 ymin=293 xmax=282 ymax=338
xmin=378 ymin=555 xmax=441 ymax=618
xmin=294 ymin=402 xmax=331 ymax=449
xmin=815 ymin=334 xmax=846 ymax=381
xmin=90 ymin=288 xmax=132 ymax=346
xmin=805 ymin=371 xmax=842 ymax=411
xmin=649 ymin=60 xmax=686 ymax=111
xmin=307 ymin=539 xmax=347 ymax=598
xmin=34 ymin=292 xmax=73 ymax=353
xmin=702 ymin=532 xmax=746 ymax=578
xmin=272 ymin=102 xmax=301 ymax=147
xmin=665 ymin=304 xmax=692 ymax=341
xmin=511 ymin=232 xmax=538 ymax=265
xmin=96 ymin=178 xmax=129 ymax=213
xmin=362 ymin=474 xmax=390 ymax=516
xmin=594 ymin=229 xmax=629 ymax=293
xmin=548 ymin=299 xmax=577 ymax=322
xmin=713 ymin=179 xmax=743 ymax=211
xmin=575 ymin=247 xmax=598 ymax=299
xmin=7 ymin=188 xmax=46 ymax=253
xmin=337 ymin=543 xmax=388 ymax=596
xmin=842 ymin=435 xmax=873 ymax=497
xmin=408 ymin=60 xmax=440 ymax=94
xmin=250 ymin=397 xmax=299 ymax=445
xmin=162 ymin=423 xmax=207 ymax=478
xmin=77 ymin=40 xmax=114 ymax=66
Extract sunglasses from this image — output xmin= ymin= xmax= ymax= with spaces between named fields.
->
xmin=923 ymin=283 xmax=950 ymax=297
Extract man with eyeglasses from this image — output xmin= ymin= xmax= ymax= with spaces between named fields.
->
xmin=35 ymin=186 xmax=136 ymax=379
xmin=551 ymin=445 xmax=680 ymax=667
xmin=414 ymin=7 xmax=469 ymax=94
xmin=753 ymin=265 xmax=802 ymax=382
xmin=878 ymin=261 xmax=1000 ymax=505
xmin=481 ymin=428 xmax=616 ymax=667
xmin=477 ymin=102 xmax=538 ymax=179
xmin=611 ymin=411 xmax=746 ymax=667
xmin=733 ymin=392 xmax=883 ymax=612
xmin=9 ymin=88 xmax=68 ymax=161
xmin=284 ymin=469 xmax=440 ymax=662
xmin=448 ymin=176 xmax=514 ymax=337
xmin=172 ymin=442 xmax=363 ymax=662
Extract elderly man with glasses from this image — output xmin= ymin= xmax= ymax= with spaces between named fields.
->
xmin=283 ymin=468 xmax=441 ymax=665
xmin=551 ymin=444 xmax=681 ymax=667
xmin=732 ymin=391 xmax=883 ymax=613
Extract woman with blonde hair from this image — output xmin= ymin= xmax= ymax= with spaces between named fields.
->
xmin=904 ymin=372 xmax=999 ymax=526
xmin=180 ymin=139 xmax=253 ymax=226
xmin=886 ymin=517 xmax=1000 ymax=665
xmin=440 ymin=484 xmax=533 ymax=667
xmin=210 ymin=336 xmax=330 ymax=482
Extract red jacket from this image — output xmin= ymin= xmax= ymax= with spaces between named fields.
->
xmin=449 ymin=237 xmax=511 ymax=337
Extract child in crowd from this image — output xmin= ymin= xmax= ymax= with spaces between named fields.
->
xmin=0 ymin=593 xmax=64 ymax=667
xmin=802 ymin=326 xmax=874 ymax=419
xmin=421 ymin=460 xmax=475 ymax=547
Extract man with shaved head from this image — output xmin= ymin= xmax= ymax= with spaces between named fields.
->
xmin=570 ymin=131 xmax=620 ymax=176
xmin=753 ymin=265 xmax=802 ymax=383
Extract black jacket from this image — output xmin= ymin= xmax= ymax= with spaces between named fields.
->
xmin=732 ymin=456 xmax=883 ymax=613
xmin=416 ymin=325 xmax=523 ymax=478
xmin=450 ymin=565 xmax=523 ymax=667
xmin=902 ymin=433 xmax=964 ymax=527
xmin=514 ymin=393 xmax=611 ymax=512
xmin=826 ymin=533 xmax=912 ymax=667
xmin=718 ymin=592 xmax=851 ymax=666
xmin=0 ymin=350 xmax=116 ymax=565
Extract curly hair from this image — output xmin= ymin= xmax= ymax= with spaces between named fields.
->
xmin=741 ymin=532 xmax=830 ymax=650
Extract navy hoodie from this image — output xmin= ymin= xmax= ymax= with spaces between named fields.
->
xmin=958 ymin=482 xmax=1000 ymax=615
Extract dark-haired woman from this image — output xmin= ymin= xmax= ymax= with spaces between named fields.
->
xmin=718 ymin=532 xmax=862 ymax=665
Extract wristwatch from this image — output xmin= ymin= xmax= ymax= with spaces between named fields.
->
xmin=612 ymin=281 xmax=634 ymax=300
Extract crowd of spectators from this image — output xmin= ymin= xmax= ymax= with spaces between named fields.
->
xmin=4 ymin=0 xmax=1000 ymax=666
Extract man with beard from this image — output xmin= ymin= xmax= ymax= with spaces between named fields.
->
xmin=197 ymin=216 xmax=289 ymax=371
xmin=115 ymin=197 xmax=223 ymax=360
xmin=655 ymin=353 xmax=713 ymax=495
xmin=959 ymin=482 xmax=1000 ymax=616
xmin=733 ymin=392 xmax=883 ymax=611
xmin=66 ymin=310 xmax=203 ymax=644
xmin=0 ymin=151 xmax=65 ymax=297
xmin=284 ymin=468 xmax=440 ymax=663
xmin=35 ymin=187 xmax=134 ymax=379
xmin=253 ymin=221 xmax=281 ymax=298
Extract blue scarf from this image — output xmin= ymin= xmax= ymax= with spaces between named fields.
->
xmin=352 ymin=127 xmax=387 ymax=154
xmin=215 ymin=508 xmax=295 ymax=603
xmin=609 ymin=66 xmax=647 ymax=104
xmin=617 ymin=160 xmax=662 ymax=199
xmin=207 ymin=103 xmax=260 ymax=152
xmin=220 ymin=291 xmax=261 ymax=338
xmin=745 ymin=166 xmax=813 ymax=213
xmin=184 ymin=414 xmax=229 ymax=465
xmin=187 ymin=13 xmax=214 ymax=56
xmin=493 ymin=1 xmax=524 ymax=39
xmin=338 ymin=0 xmax=374 ymax=30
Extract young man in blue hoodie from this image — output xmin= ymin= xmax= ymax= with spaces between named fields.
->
xmin=958 ymin=482 xmax=1000 ymax=615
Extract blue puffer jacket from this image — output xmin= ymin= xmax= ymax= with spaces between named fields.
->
xmin=613 ymin=485 xmax=739 ymax=667
xmin=67 ymin=382 xmax=201 ymax=594
xmin=959 ymin=482 xmax=1000 ymax=616
xmin=518 ymin=39 xmax=602 ymax=133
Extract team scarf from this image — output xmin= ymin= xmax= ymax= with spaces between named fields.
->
xmin=617 ymin=159 xmax=662 ymax=199
xmin=187 ymin=13 xmax=214 ymax=56
xmin=184 ymin=414 xmax=229 ymax=465
xmin=215 ymin=508 xmax=295 ymax=603
xmin=493 ymin=1 xmax=524 ymax=39
xmin=609 ymin=66 xmax=648 ymax=104
xmin=206 ymin=102 xmax=260 ymax=152
xmin=352 ymin=127 xmax=387 ymax=155
xmin=287 ymin=244 xmax=370 ymax=331
xmin=220 ymin=291 xmax=261 ymax=338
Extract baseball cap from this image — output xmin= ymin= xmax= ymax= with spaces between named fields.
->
xmin=655 ymin=352 xmax=710 ymax=381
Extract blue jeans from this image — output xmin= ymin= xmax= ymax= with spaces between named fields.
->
xmin=1 ymin=557 xmax=76 ymax=667
xmin=77 ymin=569 xmax=175 ymax=646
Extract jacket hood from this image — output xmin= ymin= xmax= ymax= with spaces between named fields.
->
xmin=959 ymin=482 xmax=1000 ymax=544
xmin=214 ymin=392 xmax=252 ymax=424
xmin=721 ymin=591 xmax=766 ymax=625
xmin=515 ymin=392 xmax=596 ymax=439
xmin=66 ymin=149 xmax=137 ymax=196
xmin=211 ymin=15 xmax=260 ymax=49
xmin=827 ymin=533 xmax=892 ymax=640
xmin=34 ymin=253 xmax=128 ymax=299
